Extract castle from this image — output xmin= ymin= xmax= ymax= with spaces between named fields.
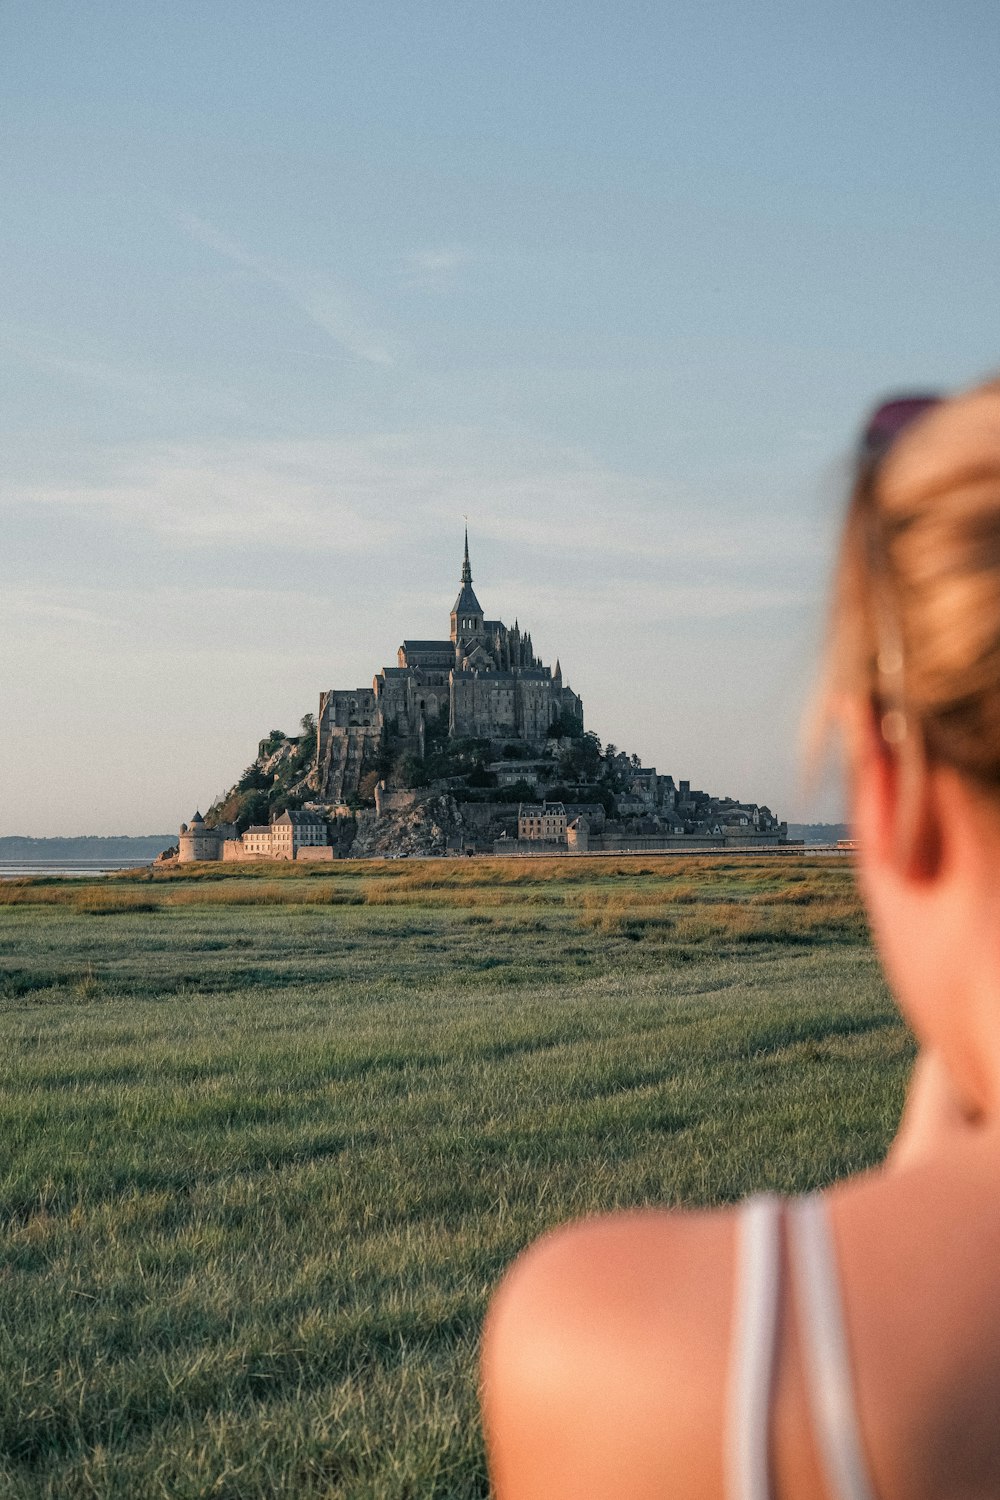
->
xmin=315 ymin=533 xmax=583 ymax=801
xmin=170 ymin=531 xmax=789 ymax=862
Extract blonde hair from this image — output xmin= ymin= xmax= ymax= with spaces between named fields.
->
xmin=826 ymin=378 xmax=1000 ymax=787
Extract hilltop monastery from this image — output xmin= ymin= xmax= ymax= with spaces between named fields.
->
xmin=314 ymin=532 xmax=582 ymax=802
xmin=173 ymin=534 xmax=787 ymax=861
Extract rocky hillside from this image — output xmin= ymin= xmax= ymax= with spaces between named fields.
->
xmin=350 ymin=793 xmax=467 ymax=859
xmin=206 ymin=719 xmax=318 ymax=832
xmin=205 ymin=713 xmax=624 ymax=836
xmin=201 ymin=709 xmax=783 ymax=857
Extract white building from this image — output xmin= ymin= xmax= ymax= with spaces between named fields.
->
xmin=242 ymin=825 xmax=273 ymax=858
xmin=270 ymin=809 xmax=328 ymax=859
xmin=517 ymin=801 xmax=568 ymax=844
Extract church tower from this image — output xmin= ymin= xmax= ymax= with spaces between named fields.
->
xmin=450 ymin=529 xmax=484 ymax=649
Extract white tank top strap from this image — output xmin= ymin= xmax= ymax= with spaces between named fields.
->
xmin=787 ymin=1195 xmax=879 ymax=1500
xmin=725 ymin=1193 xmax=783 ymax=1500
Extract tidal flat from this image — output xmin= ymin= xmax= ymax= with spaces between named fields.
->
xmin=0 ymin=856 xmax=911 ymax=1498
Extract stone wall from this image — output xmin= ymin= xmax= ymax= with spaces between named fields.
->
xmin=316 ymin=723 xmax=382 ymax=801
xmin=450 ymin=673 xmax=519 ymax=738
xmin=491 ymin=839 xmax=573 ymax=856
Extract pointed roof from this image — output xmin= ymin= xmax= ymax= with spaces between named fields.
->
xmin=451 ymin=527 xmax=483 ymax=618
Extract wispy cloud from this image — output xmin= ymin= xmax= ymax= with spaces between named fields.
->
xmin=488 ymin=575 xmax=806 ymax=624
xmin=0 ymin=326 xmax=248 ymax=419
xmin=5 ymin=428 xmax=822 ymax=582
xmin=179 ymin=211 xmax=398 ymax=367
xmin=0 ymin=582 xmax=349 ymax=658
xmin=398 ymin=244 xmax=472 ymax=289
xmin=9 ymin=441 xmax=399 ymax=547
xmin=2 ymin=592 xmax=113 ymax=630
xmin=392 ymin=575 xmax=806 ymax=632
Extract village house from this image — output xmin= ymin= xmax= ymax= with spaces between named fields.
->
xmin=517 ymin=801 xmax=568 ymax=844
xmin=241 ymin=825 xmax=273 ymax=858
xmin=488 ymin=760 xmax=550 ymax=789
xmin=268 ymin=809 xmax=329 ymax=859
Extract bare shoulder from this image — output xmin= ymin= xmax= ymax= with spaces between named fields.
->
xmin=481 ymin=1208 xmax=736 ymax=1500
xmin=829 ymin=1152 xmax=1000 ymax=1500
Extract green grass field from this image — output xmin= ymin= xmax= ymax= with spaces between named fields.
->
xmin=0 ymin=856 xmax=911 ymax=1498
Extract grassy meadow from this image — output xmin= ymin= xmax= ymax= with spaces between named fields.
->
xmin=0 ymin=855 xmax=911 ymax=1498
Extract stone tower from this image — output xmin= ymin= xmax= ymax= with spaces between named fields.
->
xmin=450 ymin=528 xmax=484 ymax=649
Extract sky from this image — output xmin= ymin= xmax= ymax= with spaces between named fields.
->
xmin=3 ymin=1 xmax=1000 ymax=835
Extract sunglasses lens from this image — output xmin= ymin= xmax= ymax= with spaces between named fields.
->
xmin=861 ymin=394 xmax=941 ymax=460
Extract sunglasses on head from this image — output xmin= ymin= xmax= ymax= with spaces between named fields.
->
xmin=860 ymin=393 xmax=942 ymax=464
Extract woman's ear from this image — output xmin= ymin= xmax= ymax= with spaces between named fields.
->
xmin=849 ymin=701 xmax=944 ymax=882
xmin=894 ymin=733 xmax=944 ymax=880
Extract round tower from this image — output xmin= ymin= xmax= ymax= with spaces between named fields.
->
xmin=177 ymin=811 xmax=222 ymax=863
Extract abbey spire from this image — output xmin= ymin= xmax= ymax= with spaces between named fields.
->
xmin=451 ymin=528 xmax=484 ymax=646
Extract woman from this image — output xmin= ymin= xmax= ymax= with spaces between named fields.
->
xmin=481 ymin=379 xmax=1000 ymax=1500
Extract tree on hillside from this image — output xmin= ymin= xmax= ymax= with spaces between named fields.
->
xmin=558 ymin=731 xmax=604 ymax=783
xmin=546 ymin=709 xmax=584 ymax=740
xmin=259 ymin=730 xmax=286 ymax=754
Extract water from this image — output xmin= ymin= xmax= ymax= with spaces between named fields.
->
xmin=0 ymin=860 xmax=154 ymax=880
